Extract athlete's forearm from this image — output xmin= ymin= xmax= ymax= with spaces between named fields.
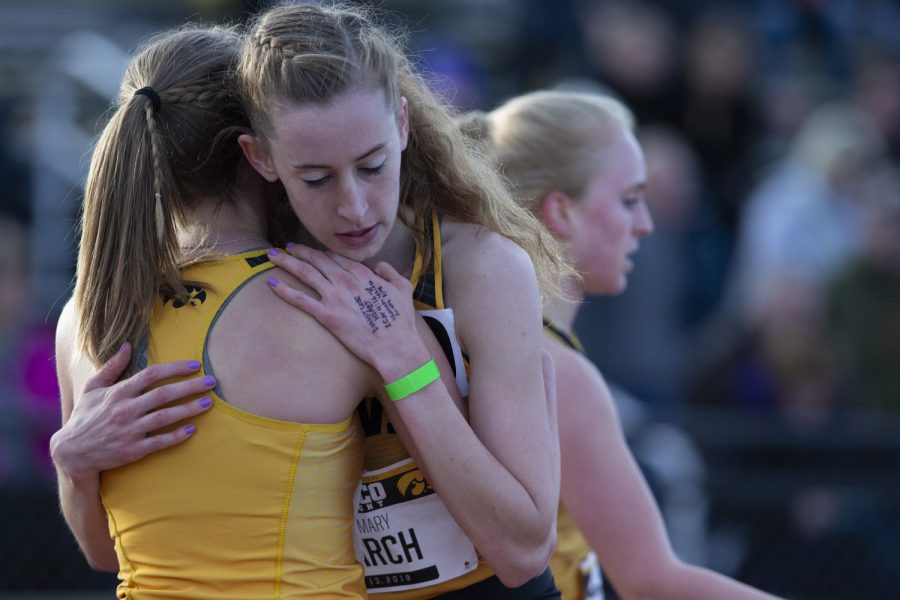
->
xmin=378 ymin=338 xmax=556 ymax=585
xmin=617 ymin=560 xmax=785 ymax=600
xmin=52 ymin=434 xmax=118 ymax=572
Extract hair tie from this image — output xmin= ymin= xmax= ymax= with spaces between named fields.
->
xmin=134 ymin=86 xmax=161 ymax=112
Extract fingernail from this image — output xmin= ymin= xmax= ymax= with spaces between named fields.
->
xmin=184 ymin=424 xmax=197 ymax=435
xmin=286 ymin=241 xmax=296 ymax=249
xmin=267 ymin=277 xmax=279 ymax=287
xmin=199 ymin=397 xmax=212 ymax=408
xmin=187 ymin=360 xmax=201 ymax=370
xmin=268 ymin=248 xmax=279 ymax=256
xmin=202 ymin=375 xmax=216 ymax=387
xmin=119 ymin=342 xmax=128 ymax=353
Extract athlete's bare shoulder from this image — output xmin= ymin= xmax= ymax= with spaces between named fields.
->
xmin=439 ymin=217 xmax=535 ymax=283
xmin=207 ymin=266 xmax=377 ymax=423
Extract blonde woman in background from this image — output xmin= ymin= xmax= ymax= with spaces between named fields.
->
xmin=461 ymin=89 xmax=783 ymax=600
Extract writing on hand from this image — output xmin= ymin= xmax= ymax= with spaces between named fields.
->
xmin=354 ymin=281 xmax=401 ymax=334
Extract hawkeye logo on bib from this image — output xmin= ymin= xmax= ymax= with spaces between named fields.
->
xmin=354 ymin=459 xmax=478 ymax=593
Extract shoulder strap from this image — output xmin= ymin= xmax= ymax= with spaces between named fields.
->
xmin=412 ymin=209 xmax=444 ymax=309
xmin=542 ymin=317 xmax=586 ymax=355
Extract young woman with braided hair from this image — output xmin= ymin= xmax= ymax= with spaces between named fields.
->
xmin=51 ymin=23 xmax=480 ymax=598
xmin=462 ymin=89 xmax=783 ymax=600
xmin=237 ymin=2 xmax=565 ymax=598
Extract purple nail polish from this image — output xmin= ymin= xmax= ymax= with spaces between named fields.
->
xmin=203 ymin=375 xmax=216 ymax=387
xmin=199 ymin=397 xmax=212 ymax=408
xmin=184 ymin=424 xmax=197 ymax=435
xmin=268 ymin=248 xmax=279 ymax=256
xmin=268 ymin=277 xmax=279 ymax=287
xmin=187 ymin=360 xmax=201 ymax=370
xmin=286 ymin=241 xmax=296 ymax=249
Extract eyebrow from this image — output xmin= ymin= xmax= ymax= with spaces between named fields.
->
xmin=292 ymin=143 xmax=387 ymax=169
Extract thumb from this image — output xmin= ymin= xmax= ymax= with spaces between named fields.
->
xmin=84 ymin=342 xmax=132 ymax=393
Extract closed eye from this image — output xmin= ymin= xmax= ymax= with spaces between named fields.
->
xmin=303 ymin=175 xmax=331 ymax=188
xmin=360 ymin=161 xmax=386 ymax=176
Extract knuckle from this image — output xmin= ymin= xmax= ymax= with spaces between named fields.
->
xmin=122 ymin=446 xmax=144 ymax=463
xmin=143 ymin=436 xmax=167 ymax=454
xmin=109 ymin=403 xmax=131 ymax=424
xmin=144 ymin=410 xmax=168 ymax=432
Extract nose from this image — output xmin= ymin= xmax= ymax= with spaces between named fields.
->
xmin=634 ymin=202 xmax=654 ymax=236
xmin=336 ymin=179 xmax=367 ymax=222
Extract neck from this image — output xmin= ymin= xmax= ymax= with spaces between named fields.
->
xmin=368 ymin=219 xmax=417 ymax=278
xmin=543 ymin=275 xmax=584 ymax=331
xmin=179 ymin=196 xmax=268 ymax=254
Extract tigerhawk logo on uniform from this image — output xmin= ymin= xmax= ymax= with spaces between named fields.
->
xmin=161 ymin=285 xmax=206 ymax=308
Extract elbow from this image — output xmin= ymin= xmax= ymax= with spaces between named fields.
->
xmin=81 ymin=545 xmax=119 ymax=573
xmin=492 ymin=558 xmax=545 ymax=589
xmin=614 ymin=558 xmax=683 ymax=600
xmin=491 ymin=528 xmax=556 ymax=589
xmin=85 ymin=554 xmax=118 ymax=573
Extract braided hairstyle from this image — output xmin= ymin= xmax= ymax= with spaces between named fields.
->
xmin=238 ymin=2 xmax=570 ymax=297
xmin=76 ymin=25 xmax=250 ymax=372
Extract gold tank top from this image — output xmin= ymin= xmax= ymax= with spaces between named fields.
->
xmin=101 ymin=249 xmax=366 ymax=599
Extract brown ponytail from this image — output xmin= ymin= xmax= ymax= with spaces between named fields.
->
xmin=75 ymin=25 xmax=249 ymax=373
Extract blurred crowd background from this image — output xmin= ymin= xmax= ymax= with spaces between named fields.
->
xmin=1 ymin=0 xmax=899 ymax=598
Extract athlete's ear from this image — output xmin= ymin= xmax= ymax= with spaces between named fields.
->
xmin=397 ymin=96 xmax=410 ymax=151
xmin=238 ymin=133 xmax=279 ymax=182
xmin=539 ymin=191 xmax=575 ymax=239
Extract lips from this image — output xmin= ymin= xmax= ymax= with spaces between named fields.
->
xmin=335 ymin=224 xmax=378 ymax=247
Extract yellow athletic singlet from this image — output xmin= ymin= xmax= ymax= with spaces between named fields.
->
xmin=101 ymin=249 xmax=366 ymax=599
xmin=354 ymin=212 xmax=493 ymax=598
xmin=543 ymin=320 xmax=605 ymax=600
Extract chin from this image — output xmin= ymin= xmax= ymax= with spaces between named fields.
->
xmin=600 ymin=278 xmax=629 ymax=297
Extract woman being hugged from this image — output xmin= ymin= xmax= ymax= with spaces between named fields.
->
xmin=464 ymin=89 xmax=783 ymax=600
xmin=237 ymin=2 xmax=565 ymax=597
xmin=51 ymin=23 xmax=426 ymax=598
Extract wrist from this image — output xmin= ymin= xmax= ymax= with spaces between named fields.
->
xmin=50 ymin=431 xmax=98 ymax=485
xmin=384 ymin=359 xmax=441 ymax=402
xmin=372 ymin=339 xmax=433 ymax=383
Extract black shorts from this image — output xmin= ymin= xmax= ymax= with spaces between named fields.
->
xmin=431 ymin=567 xmax=561 ymax=599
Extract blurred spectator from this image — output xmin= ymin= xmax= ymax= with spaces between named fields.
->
xmin=576 ymin=0 xmax=680 ymax=127
xmin=853 ymin=48 xmax=900 ymax=163
xmin=826 ymin=164 xmax=900 ymax=413
xmin=0 ymin=216 xmax=59 ymax=487
xmin=691 ymin=102 xmax=887 ymax=425
xmin=755 ymin=0 xmax=857 ymax=83
xmin=691 ymin=270 xmax=844 ymax=427
xmin=725 ymin=101 xmax=886 ymax=328
xmin=0 ymin=99 xmax=31 ymax=226
xmin=512 ymin=0 xmax=587 ymax=93
xmin=676 ymin=5 xmax=763 ymax=235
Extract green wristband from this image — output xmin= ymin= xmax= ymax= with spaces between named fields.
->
xmin=384 ymin=359 xmax=440 ymax=402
